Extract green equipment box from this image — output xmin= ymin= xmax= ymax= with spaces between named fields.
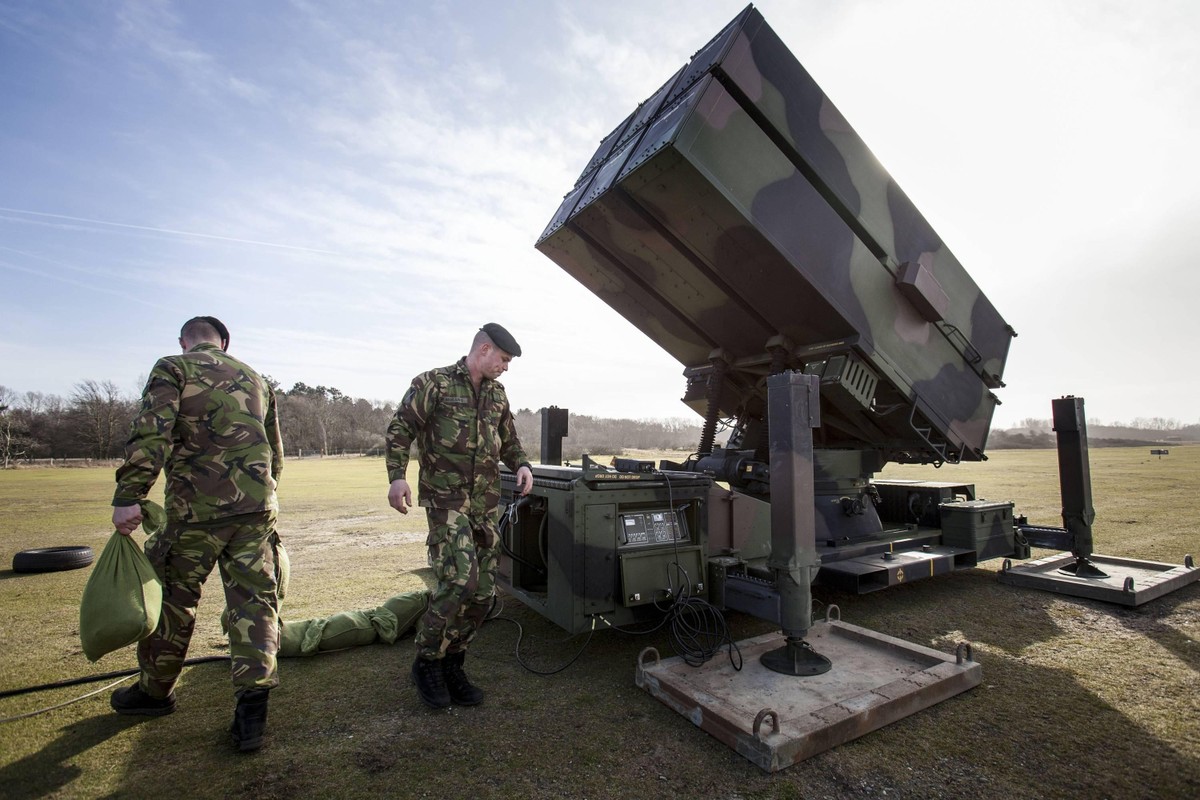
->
xmin=938 ymin=500 xmax=1016 ymax=562
xmin=500 ymin=463 xmax=711 ymax=634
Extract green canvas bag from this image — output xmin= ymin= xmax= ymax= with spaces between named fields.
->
xmin=78 ymin=502 xmax=165 ymax=662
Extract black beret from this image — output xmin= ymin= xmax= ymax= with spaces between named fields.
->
xmin=200 ymin=316 xmax=230 ymax=350
xmin=183 ymin=315 xmax=230 ymax=350
xmin=481 ymin=322 xmax=521 ymax=357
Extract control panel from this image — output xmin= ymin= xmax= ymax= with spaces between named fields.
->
xmin=618 ymin=509 xmax=688 ymax=547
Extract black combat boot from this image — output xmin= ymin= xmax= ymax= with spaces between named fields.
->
xmin=411 ymin=656 xmax=451 ymax=709
xmin=110 ymin=683 xmax=176 ymax=717
xmin=230 ymin=688 xmax=270 ymax=752
xmin=443 ymin=651 xmax=484 ymax=706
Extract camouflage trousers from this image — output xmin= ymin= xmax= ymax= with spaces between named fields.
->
xmin=140 ymin=511 xmax=281 ymax=698
xmin=414 ymin=507 xmax=500 ymax=659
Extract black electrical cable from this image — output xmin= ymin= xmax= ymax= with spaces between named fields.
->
xmin=0 ymin=655 xmax=230 ymax=701
xmin=484 ymin=595 xmax=594 ymax=676
xmin=660 ymin=473 xmax=742 ymax=669
xmin=667 ymin=596 xmax=743 ymax=668
xmin=601 ymin=594 xmax=743 ymax=671
xmin=498 ymin=498 xmax=546 ymax=576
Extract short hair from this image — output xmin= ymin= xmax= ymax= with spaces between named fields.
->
xmin=476 ymin=322 xmax=521 ymax=356
xmin=180 ymin=316 xmax=227 ymax=349
xmin=471 ymin=329 xmax=491 ymax=352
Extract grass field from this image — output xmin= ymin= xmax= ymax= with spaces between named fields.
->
xmin=0 ymin=447 xmax=1197 ymax=799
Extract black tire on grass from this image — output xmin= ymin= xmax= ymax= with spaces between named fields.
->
xmin=12 ymin=546 xmax=95 ymax=573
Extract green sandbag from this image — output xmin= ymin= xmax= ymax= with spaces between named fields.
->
xmin=366 ymin=607 xmax=399 ymax=643
xmin=277 ymin=590 xmax=429 ymax=657
xmin=317 ymin=611 xmax=378 ymax=650
xmin=379 ymin=591 xmax=428 ymax=643
xmin=78 ymin=502 xmax=165 ymax=662
xmin=278 ymin=611 xmax=378 ymax=657
xmin=279 ymin=617 xmax=323 ymax=657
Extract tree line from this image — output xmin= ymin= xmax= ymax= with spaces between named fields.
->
xmin=0 ymin=380 xmax=707 ymax=467
xmin=990 ymin=416 xmax=1200 ymax=449
xmin=7 ymin=375 xmax=1199 ymax=469
xmin=1013 ymin=416 xmax=1193 ymax=432
xmin=8 ymin=373 xmax=1200 ymax=468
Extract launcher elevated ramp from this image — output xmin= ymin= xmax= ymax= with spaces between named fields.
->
xmin=537 ymin=4 xmax=1015 ymax=465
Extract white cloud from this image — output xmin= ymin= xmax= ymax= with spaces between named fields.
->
xmin=3 ymin=0 xmax=1198 ymax=430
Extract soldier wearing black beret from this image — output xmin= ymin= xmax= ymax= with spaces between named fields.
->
xmin=385 ymin=323 xmax=533 ymax=708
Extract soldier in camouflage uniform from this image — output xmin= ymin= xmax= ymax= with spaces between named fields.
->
xmin=386 ymin=323 xmax=534 ymax=709
xmin=109 ymin=316 xmax=283 ymax=753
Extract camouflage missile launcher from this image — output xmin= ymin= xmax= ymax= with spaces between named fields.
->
xmin=524 ymin=4 xmax=1024 ymax=611
xmin=516 ymin=7 xmax=1195 ymax=769
xmin=537 ymin=4 xmax=1015 ymax=470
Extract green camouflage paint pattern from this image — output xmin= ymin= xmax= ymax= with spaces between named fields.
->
xmin=140 ymin=512 xmax=281 ymax=697
xmin=536 ymin=5 xmax=1015 ymax=466
xmin=385 ymin=357 xmax=529 ymax=516
xmin=413 ymin=508 xmax=501 ymax=659
xmin=114 ymin=342 xmax=283 ymax=521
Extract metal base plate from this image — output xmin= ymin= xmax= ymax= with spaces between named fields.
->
xmin=998 ymin=553 xmax=1199 ymax=607
xmin=635 ymin=619 xmax=980 ymax=772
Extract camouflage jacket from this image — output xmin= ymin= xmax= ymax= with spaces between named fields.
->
xmin=386 ymin=357 xmax=529 ymax=516
xmin=113 ymin=342 xmax=283 ymax=522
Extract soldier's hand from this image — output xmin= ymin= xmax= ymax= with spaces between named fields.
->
xmin=388 ymin=479 xmax=413 ymax=514
xmin=516 ymin=465 xmax=534 ymax=496
xmin=112 ymin=504 xmax=143 ymax=536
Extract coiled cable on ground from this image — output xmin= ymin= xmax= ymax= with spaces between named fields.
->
xmin=665 ymin=594 xmax=743 ymax=669
xmin=600 ymin=590 xmax=743 ymax=671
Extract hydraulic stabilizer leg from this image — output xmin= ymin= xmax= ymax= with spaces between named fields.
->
xmin=761 ymin=371 xmax=831 ymax=676
xmin=761 ymin=570 xmax=831 ymax=675
xmin=697 ymin=351 xmax=728 ymax=457
xmin=1052 ymin=396 xmax=1108 ymax=579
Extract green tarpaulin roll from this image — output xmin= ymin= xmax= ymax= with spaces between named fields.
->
xmin=278 ymin=590 xmax=428 ymax=657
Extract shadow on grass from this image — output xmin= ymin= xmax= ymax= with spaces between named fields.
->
xmin=4 ymin=576 xmax=1196 ymax=800
xmin=411 ymin=566 xmax=436 ymax=590
xmin=816 ymin=565 xmax=1197 ymax=665
xmin=247 ymin=594 xmax=1200 ymax=798
xmin=0 ymin=569 xmax=80 ymax=583
xmin=0 ymin=713 xmax=143 ymax=800
xmin=808 ymin=651 xmax=1200 ymax=799
xmin=1111 ymin=582 xmax=1200 ymax=673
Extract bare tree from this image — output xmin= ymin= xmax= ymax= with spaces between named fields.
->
xmin=69 ymin=380 xmax=136 ymax=458
xmin=21 ymin=391 xmax=72 ymax=458
xmin=277 ymin=383 xmax=381 ymax=456
xmin=0 ymin=385 xmax=28 ymax=468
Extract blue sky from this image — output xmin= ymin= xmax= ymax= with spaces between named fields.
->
xmin=2 ymin=0 xmax=1198 ymax=429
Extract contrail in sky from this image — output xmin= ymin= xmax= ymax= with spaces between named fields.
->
xmin=0 ymin=257 xmax=161 ymax=308
xmin=0 ymin=207 xmax=346 ymax=256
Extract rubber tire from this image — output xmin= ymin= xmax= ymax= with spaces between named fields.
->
xmin=12 ymin=546 xmax=95 ymax=573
